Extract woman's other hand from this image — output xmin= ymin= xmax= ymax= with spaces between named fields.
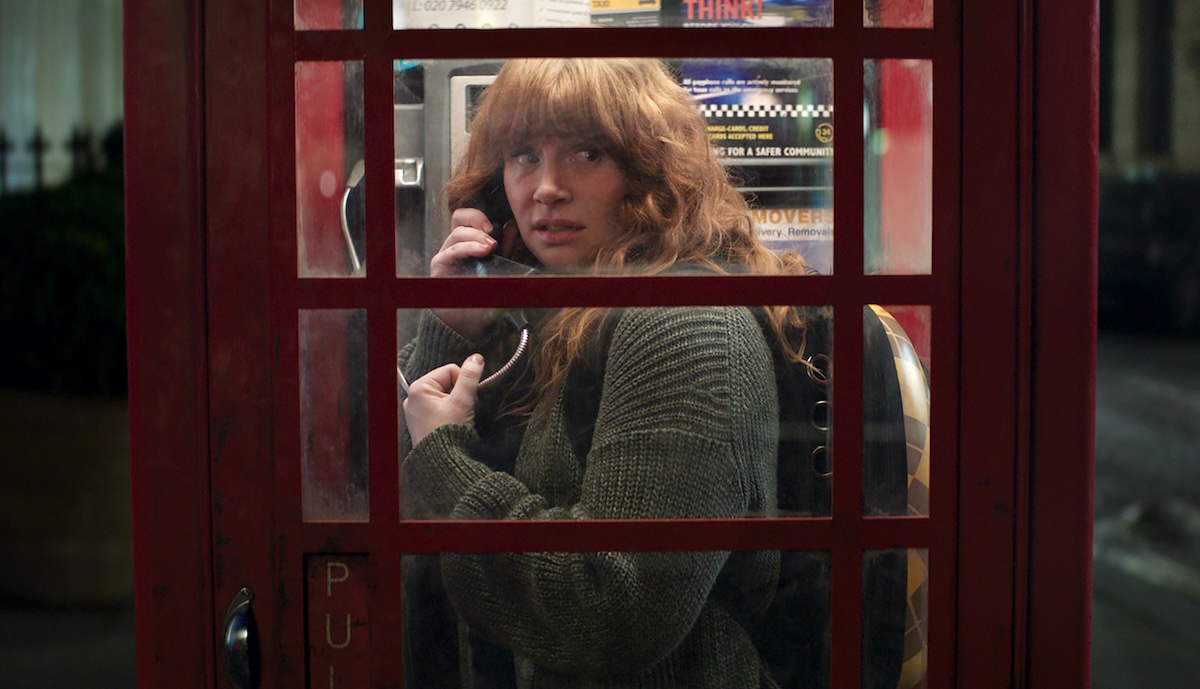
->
xmin=403 ymin=354 xmax=485 ymax=446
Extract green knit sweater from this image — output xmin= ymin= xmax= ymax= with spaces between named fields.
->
xmin=400 ymin=305 xmax=780 ymax=689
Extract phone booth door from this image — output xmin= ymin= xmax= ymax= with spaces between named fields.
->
xmin=125 ymin=1 xmax=1096 ymax=688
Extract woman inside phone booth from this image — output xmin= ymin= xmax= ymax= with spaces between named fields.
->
xmin=399 ymin=58 xmax=824 ymax=689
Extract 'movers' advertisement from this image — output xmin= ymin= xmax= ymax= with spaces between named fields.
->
xmin=681 ymin=59 xmax=833 ymax=272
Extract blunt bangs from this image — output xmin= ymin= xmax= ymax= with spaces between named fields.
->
xmin=472 ymin=60 xmax=638 ymax=165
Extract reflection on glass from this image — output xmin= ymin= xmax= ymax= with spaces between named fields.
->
xmin=296 ymin=0 xmax=363 ymax=30
xmin=394 ymin=60 xmax=429 ymax=278
xmin=778 ymin=306 xmax=833 ymax=518
xmin=864 ymin=59 xmax=932 ymax=275
xmin=403 ymin=550 xmax=830 ymax=688
xmin=397 ymin=305 xmax=831 ymax=520
xmin=296 ymin=61 xmax=365 ymax=278
xmin=300 ymin=309 xmax=369 ymax=522
xmin=399 ymin=58 xmax=833 ymax=276
xmin=863 ymin=305 xmax=930 ymax=517
xmin=696 ymin=58 xmax=835 ymax=275
xmin=864 ymin=0 xmax=933 ymax=28
xmin=863 ymin=548 xmax=929 ymax=689
xmin=392 ymin=0 xmax=833 ymax=29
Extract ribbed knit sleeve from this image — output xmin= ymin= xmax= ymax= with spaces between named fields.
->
xmin=398 ymin=310 xmax=484 ymax=384
xmin=401 ymin=306 xmax=778 ymax=687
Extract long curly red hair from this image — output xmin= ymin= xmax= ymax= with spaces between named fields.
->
xmin=444 ymin=59 xmax=811 ymax=417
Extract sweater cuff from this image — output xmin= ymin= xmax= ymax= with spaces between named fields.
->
xmin=402 ymin=310 xmax=509 ymax=379
xmin=402 ymin=424 xmax=490 ymax=518
xmin=413 ymin=310 xmax=473 ymax=363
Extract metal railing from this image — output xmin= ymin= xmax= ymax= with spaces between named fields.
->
xmin=0 ymin=122 xmax=122 ymax=196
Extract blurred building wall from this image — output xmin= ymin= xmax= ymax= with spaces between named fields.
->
xmin=0 ymin=0 xmax=123 ymax=191
xmin=1104 ymin=0 xmax=1200 ymax=175
xmin=1173 ymin=1 xmax=1200 ymax=168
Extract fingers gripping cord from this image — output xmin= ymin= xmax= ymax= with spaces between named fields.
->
xmin=397 ymin=327 xmax=530 ymax=395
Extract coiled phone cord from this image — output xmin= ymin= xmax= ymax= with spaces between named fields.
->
xmin=397 ymin=321 xmax=531 ymax=394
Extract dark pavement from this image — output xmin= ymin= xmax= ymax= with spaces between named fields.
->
xmin=0 ymin=597 xmax=134 ymax=689
xmin=1091 ymin=329 xmax=1200 ymax=689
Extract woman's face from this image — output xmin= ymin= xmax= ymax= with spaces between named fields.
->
xmin=503 ymin=135 xmax=628 ymax=271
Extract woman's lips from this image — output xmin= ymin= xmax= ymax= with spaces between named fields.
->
xmin=533 ymin=222 xmax=582 ymax=246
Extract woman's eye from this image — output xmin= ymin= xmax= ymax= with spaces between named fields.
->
xmin=511 ymin=150 xmax=539 ymax=164
xmin=576 ymin=149 xmax=601 ymax=163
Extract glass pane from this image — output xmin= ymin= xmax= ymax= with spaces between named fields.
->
xmin=296 ymin=61 xmax=365 ymax=277
xmin=296 ymin=0 xmax=363 ymax=30
xmin=864 ymin=0 xmax=932 ymax=28
xmin=397 ymin=58 xmax=832 ymax=276
xmin=403 ymin=550 xmax=830 ymax=687
xmin=688 ymin=58 xmax=835 ymax=275
xmin=863 ymin=548 xmax=928 ymax=689
xmin=778 ymin=306 xmax=833 ymax=518
xmin=863 ymin=305 xmax=930 ymax=517
xmin=864 ymin=59 xmax=932 ymax=275
xmin=300 ymin=309 xmax=369 ymax=522
xmin=397 ymin=305 xmax=832 ymax=520
xmin=393 ymin=1 xmax=833 ymax=29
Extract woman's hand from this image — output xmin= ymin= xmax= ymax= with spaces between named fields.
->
xmin=403 ymin=354 xmax=485 ymax=446
xmin=431 ymin=208 xmax=499 ymax=277
xmin=431 ymin=208 xmax=501 ymax=338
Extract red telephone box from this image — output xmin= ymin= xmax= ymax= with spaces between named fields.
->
xmin=124 ymin=1 xmax=1096 ymax=687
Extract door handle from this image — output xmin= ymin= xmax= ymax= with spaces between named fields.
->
xmin=221 ymin=587 xmax=260 ymax=689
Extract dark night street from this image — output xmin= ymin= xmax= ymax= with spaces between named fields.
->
xmin=1092 ymin=328 xmax=1200 ymax=688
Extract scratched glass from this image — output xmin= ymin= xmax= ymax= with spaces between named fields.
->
xmin=401 ymin=550 xmax=832 ymax=688
xmin=300 ymin=309 xmax=369 ymax=522
xmin=392 ymin=1 xmax=833 ymax=29
xmin=863 ymin=548 xmax=929 ymax=689
xmin=864 ymin=59 xmax=933 ymax=275
xmin=295 ymin=0 xmax=363 ymax=29
xmin=864 ymin=0 xmax=932 ymax=28
xmin=296 ymin=60 xmax=366 ymax=278
xmin=394 ymin=57 xmax=833 ymax=276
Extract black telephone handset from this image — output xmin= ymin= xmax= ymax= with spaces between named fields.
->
xmin=404 ymin=169 xmax=533 ymax=394
xmin=464 ymin=170 xmax=537 ymax=277
xmin=467 ymin=168 xmax=513 ymax=234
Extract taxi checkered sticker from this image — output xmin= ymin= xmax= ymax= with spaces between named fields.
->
xmin=698 ymin=103 xmax=834 ymax=119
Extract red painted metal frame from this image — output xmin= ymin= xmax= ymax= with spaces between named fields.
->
xmin=1028 ymin=1 xmax=1098 ymax=687
xmin=204 ymin=2 xmax=283 ymax=688
xmin=124 ymin=0 xmax=1095 ymax=687
xmin=124 ymin=1 xmax=214 ymax=688
xmin=267 ymin=5 xmax=964 ymax=689
xmin=958 ymin=0 xmax=1026 ymax=686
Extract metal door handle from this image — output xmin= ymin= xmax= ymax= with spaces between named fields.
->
xmin=221 ymin=587 xmax=259 ymax=689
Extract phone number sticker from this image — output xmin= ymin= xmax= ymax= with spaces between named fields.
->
xmin=398 ymin=0 xmax=589 ymax=28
